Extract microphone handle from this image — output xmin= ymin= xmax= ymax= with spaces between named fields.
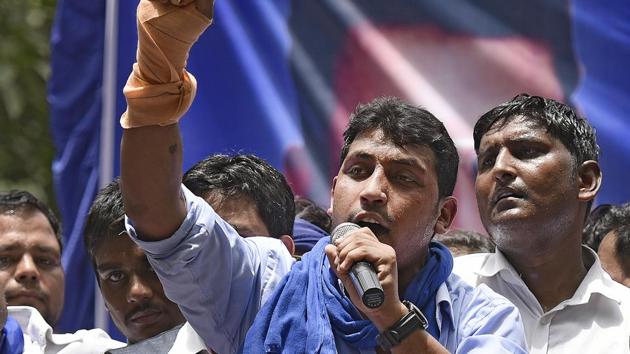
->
xmin=350 ymin=261 xmax=385 ymax=308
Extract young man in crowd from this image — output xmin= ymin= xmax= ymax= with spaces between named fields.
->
xmin=84 ymin=180 xmax=194 ymax=353
xmin=85 ymin=153 xmax=296 ymax=352
xmin=0 ymin=190 xmax=124 ymax=353
xmin=583 ymin=202 xmax=630 ymax=287
xmin=118 ymin=2 xmax=527 ymax=352
xmin=453 ymin=94 xmax=630 ymax=353
xmin=183 ymin=154 xmax=295 ymax=254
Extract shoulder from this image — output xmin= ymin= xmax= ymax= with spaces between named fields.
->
xmin=246 ymin=236 xmax=295 ymax=275
xmin=445 ymin=272 xmax=522 ymax=335
xmin=452 ymin=252 xmax=491 ymax=286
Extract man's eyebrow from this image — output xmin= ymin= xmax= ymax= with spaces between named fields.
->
xmin=96 ymin=262 xmax=122 ymax=273
xmin=346 ymin=151 xmax=374 ymax=160
xmin=0 ymin=244 xmax=60 ymax=255
xmin=32 ymin=245 xmax=61 ymax=255
xmin=391 ymin=158 xmax=425 ymax=169
xmin=509 ymin=136 xmax=549 ymax=145
xmin=0 ymin=245 xmax=20 ymax=252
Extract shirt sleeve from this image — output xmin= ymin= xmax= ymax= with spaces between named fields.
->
xmin=125 ymin=185 xmax=294 ymax=354
xmin=454 ymin=284 xmax=528 ymax=354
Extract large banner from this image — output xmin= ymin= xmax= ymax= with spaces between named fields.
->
xmin=49 ymin=0 xmax=630 ymax=338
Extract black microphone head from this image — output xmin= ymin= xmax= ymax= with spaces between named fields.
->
xmin=330 ymin=222 xmax=360 ymax=243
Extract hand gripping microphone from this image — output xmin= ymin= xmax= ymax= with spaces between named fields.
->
xmin=331 ymin=222 xmax=385 ymax=308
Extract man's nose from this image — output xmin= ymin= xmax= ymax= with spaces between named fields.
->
xmin=359 ymin=168 xmax=388 ymax=206
xmin=15 ymin=254 xmax=40 ymax=283
xmin=492 ymin=149 xmax=517 ymax=184
xmin=127 ymin=274 xmax=154 ymax=303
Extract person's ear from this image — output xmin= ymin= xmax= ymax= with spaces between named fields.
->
xmin=577 ymin=160 xmax=602 ymax=202
xmin=328 ymin=176 xmax=338 ymax=215
xmin=279 ymin=235 xmax=295 ymax=256
xmin=434 ymin=196 xmax=458 ymax=234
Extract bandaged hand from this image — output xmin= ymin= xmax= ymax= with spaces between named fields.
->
xmin=121 ymin=0 xmax=213 ymax=128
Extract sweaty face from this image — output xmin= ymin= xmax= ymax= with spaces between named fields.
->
xmin=94 ymin=234 xmax=185 ymax=343
xmin=475 ymin=117 xmax=579 ymax=250
xmin=0 ymin=212 xmax=64 ymax=326
xmin=205 ymin=195 xmax=270 ymax=237
xmin=330 ymin=129 xmax=444 ymax=272
xmin=598 ymin=231 xmax=630 ymax=288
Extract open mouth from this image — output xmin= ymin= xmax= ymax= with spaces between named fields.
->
xmin=493 ymin=189 xmax=524 ymax=205
xmin=355 ymin=221 xmax=389 ymax=237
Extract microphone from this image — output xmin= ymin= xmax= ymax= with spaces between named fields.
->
xmin=330 ymin=222 xmax=385 ymax=308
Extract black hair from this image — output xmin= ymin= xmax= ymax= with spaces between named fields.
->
xmin=83 ymin=178 xmax=125 ymax=264
xmin=340 ymin=97 xmax=459 ymax=199
xmin=294 ymin=196 xmax=332 ymax=233
xmin=434 ymin=229 xmax=495 ymax=255
xmin=583 ymin=203 xmax=630 ymax=259
xmin=183 ymin=154 xmax=295 ymax=237
xmin=0 ymin=190 xmax=63 ymax=252
xmin=474 ymin=94 xmax=599 ymax=168
xmin=616 ymin=224 xmax=630 ymax=264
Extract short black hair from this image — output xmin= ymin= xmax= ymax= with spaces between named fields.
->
xmin=340 ymin=97 xmax=459 ymax=199
xmin=83 ymin=179 xmax=125 ymax=264
xmin=583 ymin=203 xmax=630 ymax=256
xmin=615 ymin=224 xmax=630 ymax=264
xmin=0 ymin=190 xmax=63 ymax=252
xmin=294 ymin=196 xmax=332 ymax=233
xmin=434 ymin=229 xmax=495 ymax=255
xmin=183 ymin=154 xmax=295 ymax=237
xmin=474 ymin=94 xmax=599 ymax=167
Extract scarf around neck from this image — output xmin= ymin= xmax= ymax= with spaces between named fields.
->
xmin=244 ymin=238 xmax=453 ymax=353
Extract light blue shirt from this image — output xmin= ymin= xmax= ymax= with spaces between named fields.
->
xmin=127 ymin=186 xmax=526 ymax=353
xmin=332 ymin=272 xmax=528 ymax=353
xmin=126 ymin=186 xmax=295 ymax=354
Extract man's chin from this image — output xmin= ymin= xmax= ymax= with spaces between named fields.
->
xmin=8 ymin=298 xmax=45 ymax=313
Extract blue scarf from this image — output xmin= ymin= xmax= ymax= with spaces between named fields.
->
xmin=244 ymin=238 xmax=453 ymax=353
xmin=0 ymin=317 xmax=24 ymax=354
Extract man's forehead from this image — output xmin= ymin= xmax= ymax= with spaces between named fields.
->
xmin=345 ymin=132 xmax=436 ymax=168
xmin=0 ymin=212 xmax=58 ymax=247
xmin=480 ymin=116 xmax=552 ymax=144
xmin=94 ymin=234 xmax=145 ymax=264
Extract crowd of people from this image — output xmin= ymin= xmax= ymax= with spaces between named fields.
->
xmin=0 ymin=0 xmax=629 ymax=353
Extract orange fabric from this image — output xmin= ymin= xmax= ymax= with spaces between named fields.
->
xmin=121 ymin=0 xmax=211 ymax=129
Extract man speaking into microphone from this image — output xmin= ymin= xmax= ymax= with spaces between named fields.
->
xmin=245 ymin=97 xmax=527 ymax=353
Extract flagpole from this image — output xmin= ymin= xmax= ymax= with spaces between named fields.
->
xmin=96 ymin=0 xmax=119 ymax=332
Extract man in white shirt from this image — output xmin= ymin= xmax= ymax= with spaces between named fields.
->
xmin=0 ymin=190 xmax=124 ymax=353
xmin=453 ymin=94 xmax=630 ymax=354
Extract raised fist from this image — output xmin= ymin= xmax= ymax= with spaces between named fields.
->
xmin=148 ymin=0 xmax=213 ymax=19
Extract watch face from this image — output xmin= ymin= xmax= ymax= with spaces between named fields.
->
xmin=404 ymin=300 xmax=429 ymax=329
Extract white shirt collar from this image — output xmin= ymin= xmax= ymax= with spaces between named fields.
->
xmin=477 ymin=246 xmax=626 ymax=309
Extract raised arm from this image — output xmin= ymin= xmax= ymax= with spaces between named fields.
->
xmin=120 ymin=0 xmax=213 ymax=240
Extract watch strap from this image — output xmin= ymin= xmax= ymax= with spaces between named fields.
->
xmin=376 ymin=300 xmax=429 ymax=351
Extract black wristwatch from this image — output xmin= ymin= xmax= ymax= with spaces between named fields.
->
xmin=376 ymin=300 xmax=429 ymax=351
